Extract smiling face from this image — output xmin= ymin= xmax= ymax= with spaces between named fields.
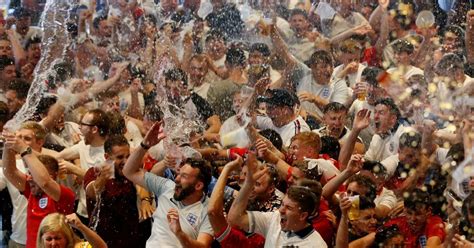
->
xmin=173 ymin=164 xmax=201 ymax=201
xmin=106 ymin=145 xmax=130 ymax=178
xmin=287 ymin=139 xmax=318 ymax=165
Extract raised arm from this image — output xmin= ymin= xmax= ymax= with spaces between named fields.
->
xmin=208 ymin=156 xmax=243 ymax=234
xmin=227 ymin=152 xmax=260 ymax=232
xmin=255 ymin=138 xmax=291 ymax=180
xmin=339 ymin=109 xmax=370 ymax=169
xmin=322 ymin=154 xmax=363 ymax=202
xmin=335 ymin=196 xmax=351 ymax=248
xmin=270 ymin=24 xmax=297 ymax=70
xmin=6 ymin=29 xmax=26 ymax=68
xmin=123 ymin=121 xmax=165 ymax=188
xmin=6 ymin=133 xmax=62 ymax=201
xmin=65 ymin=213 xmax=107 ymax=248
xmin=466 ymin=10 xmax=474 ymax=64
xmin=2 ymin=132 xmax=27 ymax=192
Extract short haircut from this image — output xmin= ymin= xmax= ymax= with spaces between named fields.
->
xmin=294 ymin=160 xmax=323 ymax=182
xmin=0 ymin=56 xmax=15 ymax=70
xmin=250 ymin=43 xmax=271 ymax=57
xmin=265 ymin=165 xmax=280 ymax=187
xmin=104 ymin=135 xmax=129 ymax=154
xmin=290 ymin=8 xmax=308 ymax=19
xmin=347 ymin=174 xmax=377 ymax=201
xmin=259 ymin=129 xmax=283 ymax=151
xmin=359 ymin=195 xmax=376 ymax=210
xmin=305 ymin=50 xmax=333 ymax=67
xmin=323 ymin=102 xmax=347 ymax=114
xmin=399 ymin=131 xmax=422 ymax=150
xmin=93 ymin=14 xmax=108 ymax=29
xmin=225 ymin=47 xmax=246 ymax=67
xmin=392 ymin=39 xmax=414 ymax=54
xmin=443 ymin=25 xmax=465 ymax=41
xmin=290 ymin=132 xmax=321 ymax=154
xmin=320 ymin=135 xmax=340 ymax=160
xmin=87 ymin=109 xmax=110 ymax=137
xmin=24 ymin=36 xmax=41 ymax=50
xmin=286 ymin=185 xmax=317 ymax=218
xmin=362 ymin=160 xmax=387 ymax=178
xmin=436 ymin=53 xmax=464 ymax=73
xmin=38 ymin=155 xmax=59 ymax=174
xmin=107 ymin=112 xmax=126 ymax=135
xmin=404 ymin=189 xmax=430 ymax=211
xmin=144 ymin=104 xmax=163 ymax=122
xmin=374 ymin=98 xmax=400 ymax=119
xmin=205 ymin=29 xmax=226 ymax=43
xmin=21 ymin=121 xmax=47 ymax=140
xmin=298 ymin=179 xmax=322 ymax=214
xmin=361 ymin=67 xmax=383 ymax=87
xmin=185 ymin=158 xmax=212 ymax=192
xmin=7 ymin=79 xmax=30 ymax=99
xmin=35 ymin=95 xmax=57 ymax=116
xmin=164 ymin=68 xmax=188 ymax=86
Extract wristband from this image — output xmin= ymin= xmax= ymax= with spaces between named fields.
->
xmin=140 ymin=141 xmax=150 ymax=150
xmin=286 ymin=166 xmax=293 ymax=182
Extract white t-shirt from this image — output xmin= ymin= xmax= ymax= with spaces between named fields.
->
xmin=191 ymin=82 xmax=211 ymax=100
xmin=0 ymin=160 xmax=28 ymax=245
xmin=305 ymin=158 xmax=340 ymax=183
xmin=257 ymin=115 xmax=310 ymax=148
xmin=348 ymin=100 xmax=375 ymax=147
xmin=374 ymin=187 xmax=397 ymax=210
xmin=125 ymin=120 xmax=143 ymax=149
xmin=387 ymin=65 xmax=424 ymax=81
xmin=118 ymin=89 xmax=146 ymax=115
xmin=67 ymin=141 xmax=105 ymax=217
xmin=332 ymin=63 xmax=366 ymax=89
xmin=144 ymin=173 xmax=213 ymax=247
xmin=364 ymin=125 xmax=410 ymax=162
xmin=294 ymin=61 xmax=350 ymax=119
xmin=248 ymin=211 xmax=327 ymax=248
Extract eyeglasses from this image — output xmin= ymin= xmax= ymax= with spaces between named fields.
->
xmin=80 ymin=122 xmax=96 ymax=127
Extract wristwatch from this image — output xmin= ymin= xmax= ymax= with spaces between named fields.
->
xmin=140 ymin=141 xmax=150 ymax=150
xmin=20 ymin=147 xmax=33 ymax=158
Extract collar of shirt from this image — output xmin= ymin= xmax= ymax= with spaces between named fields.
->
xmin=284 ymin=224 xmax=314 ymax=239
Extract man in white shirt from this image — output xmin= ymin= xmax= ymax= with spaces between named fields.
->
xmin=57 ymin=109 xmax=110 ymax=220
xmin=386 ymin=39 xmax=424 ymax=81
xmin=123 ymin=122 xmax=214 ymax=248
xmin=228 ymin=152 xmax=327 ymax=248
xmin=256 ymin=89 xmax=310 ymax=148
xmin=10 ymin=7 xmax=42 ymax=47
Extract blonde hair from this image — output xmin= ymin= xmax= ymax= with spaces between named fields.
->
xmin=20 ymin=121 xmax=47 ymax=140
xmin=37 ymin=213 xmax=79 ymax=248
xmin=291 ymin=131 xmax=321 ymax=153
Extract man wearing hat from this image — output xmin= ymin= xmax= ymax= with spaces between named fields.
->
xmin=256 ymin=89 xmax=310 ymax=148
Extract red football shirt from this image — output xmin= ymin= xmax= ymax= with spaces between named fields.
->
xmin=23 ymin=180 xmax=75 ymax=248
xmin=216 ymin=225 xmax=265 ymax=248
xmin=384 ymin=215 xmax=445 ymax=248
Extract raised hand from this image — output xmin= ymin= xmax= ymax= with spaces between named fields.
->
xmin=2 ymin=131 xmax=28 ymax=154
xmin=339 ymin=194 xmax=352 ymax=216
xmin=139 ymin=200 xmax=155 ymax=221
xmin=353 ymin=109 xmax=371 ymax=131
xmin=298 ymin=91 xmax=317 ymax=104
xmin=346 ymin=154 xmax=364 ymax=175
xmin=143 ymin=121 xmax=166 ymax=148
xmin=167 ymin=208 xmax=182 ymax=234
xmin=65 ymin=213 xmax=85 ymax=230
xmin=224 ymin=155 xmax=244 ymax=172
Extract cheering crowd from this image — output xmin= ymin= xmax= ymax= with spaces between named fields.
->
xmin=1 ymin=0 xmax=474 ymax=247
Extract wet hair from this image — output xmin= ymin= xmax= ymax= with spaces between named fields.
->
xmin=0 ymin=101 xmax=9 ymax=124
xmin=164 ymin=68 xmax=188 ymax=86
xmin=298 ymin=179 xmax=322 ymax=214
xmin=86 ymin=109 xmax=110 ymax=137
xmin=37 ymin=213 xmax=79 ymax=248
xmin=392 ymin=39 xmax=414 ymax=54
xmin=447 ymin=143 xmax=464 ymax=164
xmin=294 ymin=160 xmax=323 ymax=182
xmin=184 ymin=158 xmax=212 ymax=192
xmin=35 ymin=95 xmax=57 ymax=116
xmin=361 ymin=67 xmax=383 ymax=87
xmin=362 ymin=160 xmax=387 ymax=178
xmin=403 ymin=189 xmax=430 ymax=211
xmin=250 ymin=43 xmax=271 ymax=57
xmin=305 ymin=49 xmax=333 ymax=67
xmin=104 ymin=135 xmax=129 ymax=154
xmin=436 ymin=53 xmax=464 ymax=73
xmin=24 ymin=36 xmax=41 ymax=50
xmin=399 ymin=131 xmax=422 ymax=149
xmin=374 ymin=225 xmax=402 ymax=246
xmin=347 ymin=174 xmax=377 ymax=201
xmin=320 ymin=135 xmax=340 ymax=160
xmin=265 ymin=165 xmax=280 ymax=187
xmin=289 ymin=8 xmax=308 ymax=20
xmin=7 ymin=79 xmax=30 ymax=100
xmin=290 ymin=132 xmax=321 ymax=154
xmin=359 ymin=195 xmax=376 ymax=210
xmin=144 ymin=104 xmax=163 ymax=122
xmin=38 ymin=155 xmax=59 ymax=174
xmin=93 ymin=14 xmax=108 ymax=29
xmin=205 ymin=29 xmax=226 ymax=43
xmin=107 ymin=112 xmax=126 ymax=135
xmin=323 ymin=102 xmax=347 ymax=114
xmin=225 ymin=47 xmax=246 ymax=67
xmin=47 ymin=62 xmax=74 ymax=87
xmin=374 ymin=98 xmax=401 ymax=119
xmin=0 ymin=56 xmax=15 ymax=70
xmin=286 ymin=185 xmax=317 ymax=218
xmin=21 ymin=121 xmax=47 ymax=140
xmin=442 ymin=25 xmax=465 ymax=43
xmin=259 ymin=129 xmax=283 ymax=151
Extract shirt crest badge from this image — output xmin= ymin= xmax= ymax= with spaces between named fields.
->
xmin=39 ymin=197 xmax=48 ymax=209
xmin=186 ymin=213 xmax=198 ymax=227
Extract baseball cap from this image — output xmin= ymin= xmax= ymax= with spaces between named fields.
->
xmin=257 ymin=88 xmax=299 ymax=107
